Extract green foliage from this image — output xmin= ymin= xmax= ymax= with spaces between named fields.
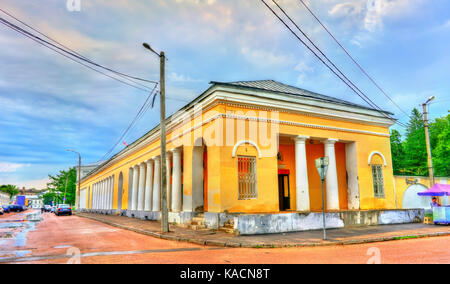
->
xmin=431 ymin=115 xmax=450 ymax=176
xmin=402 ymin=108 xmax=427 ymax=175
xmin=45 ymin=167 xmax=77 ymax=205
xmin=390 ymin=129 xmax=404 ymax=175
xmin=391 ymin=108 xmax=449 ymax=177
xmin=0 ymin=184 xmax=19 ymax=198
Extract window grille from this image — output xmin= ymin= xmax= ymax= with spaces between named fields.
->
xmin=372 ymin=164 xmax=385 ymax=198
xmin=238 ymin=156 xmax=257 ymax=200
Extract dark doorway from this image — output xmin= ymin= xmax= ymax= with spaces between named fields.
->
xmin=278 ymin=172 xmax=291 ymax=211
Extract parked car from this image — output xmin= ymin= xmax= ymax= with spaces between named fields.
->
xmin=0 ymin=207 xmax=4 ymax=215
xmin=55 ymin=204 xmax=72 ymax=216
xmin=2 ymin=205 xmax=10 ymax=213
xmin=9 ymin=204 xmax=25 ymax=212
xmin=50 ymin=206 xmax=56 ymax=213
xmin=43 ymin=205 xmax=52 ymax=212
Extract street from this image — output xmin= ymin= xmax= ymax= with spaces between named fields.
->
xmin=0 ymin=210 xmax=449 ymax=264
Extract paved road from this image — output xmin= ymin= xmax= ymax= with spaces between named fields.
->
xmin=0 ymin=210 xmax=449 ymax=264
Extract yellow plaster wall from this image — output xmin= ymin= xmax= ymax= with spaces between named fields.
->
xmin=394 ymin=176 xmax=449 ymax=208
xmin=81 ymin=99 xmax=397 ymax=213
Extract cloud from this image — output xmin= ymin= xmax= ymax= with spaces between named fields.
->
xmin=0 ymin=162 xmax=30 ymax=173
xmin=0 ymin=177 xmax=49 ymax=190
xmin=240 ymin=47 xmax=292 ymax=68
xmin=329 ymin=0 xmax=425 ymax=32
xmin=168 ymin=72 xmax=202 ymax=83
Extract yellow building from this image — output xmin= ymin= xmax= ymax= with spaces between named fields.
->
xmin=78 ymin=80 xmax=424 ymax=234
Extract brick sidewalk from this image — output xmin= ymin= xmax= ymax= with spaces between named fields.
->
xmin=75 ymin=212 xmax=450 ymax=248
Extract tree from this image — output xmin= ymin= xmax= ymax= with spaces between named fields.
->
xmin=46 ymin=167 xmax=77 ymax=205
xmin=430 ymin=114 xmax=450 ymax=177
xmin=402 ymin=108 xmax=428 ymax=176
xmin=391 ymin=108 xmax=449 ymax=178
xmin=0 ymin=184 xmax=19 ymax=199
xmin=390 ymin=129 xmax=405 ymax=175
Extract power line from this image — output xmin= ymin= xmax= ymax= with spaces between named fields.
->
xmin=101 ymin=84 xmax=159 ymax=161
xmin=0 ymin=13 xmax=192 ymax=161
xmin=0 ymin=16 xmax=157 ymax=93
xmin=297 ymin=0 xmax=410 ymax=119
xmin=0 ymin=15 xmax=191 ymax=104
xmin=0 ymin=8 xmax=159 ymax=87
xmin=270 ymin=0 xmax=406 ymax=127
xmin=262 ymin=0 xmax=406 ymax=128
xmin=271 ymin=0 xmax=397 ymax=123
xmin=0 ymin=17 xmax=157 ymax=93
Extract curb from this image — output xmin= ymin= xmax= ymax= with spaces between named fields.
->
xmin=75 ymin=213 xmax=450 ymax=249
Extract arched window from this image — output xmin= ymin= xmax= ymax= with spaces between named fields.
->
xmin=369 ymin=152 xmax=386 ymax=198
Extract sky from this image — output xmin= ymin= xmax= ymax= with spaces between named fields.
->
xmin=0 ymin=0 xmax=449 ymax=189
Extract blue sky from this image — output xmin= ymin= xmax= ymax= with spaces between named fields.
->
xmin=0 ymin=0 xmax=449 ymax=189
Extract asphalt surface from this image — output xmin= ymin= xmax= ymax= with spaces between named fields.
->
xmin=0 ymin=210 xmax=449 ymax=264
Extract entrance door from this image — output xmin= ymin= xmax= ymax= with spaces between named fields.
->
xmin=278 ymin=173 xmax=291 ymax=211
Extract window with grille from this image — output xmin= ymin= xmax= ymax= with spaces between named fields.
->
xmin=372 ymin=164 xmax=385 ymax=198
xmin=238 ymin=156 xmax=257 ymax=200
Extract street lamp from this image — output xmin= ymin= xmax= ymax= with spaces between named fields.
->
xmin=315 ymin=157 xmax=329 ymax=240
xmin=142 ymin=42 xmax=169 ymax=233
xmin=67 ymin=149 xmax=81 ymax=210
xmin=422 ymin=96 xmax=435 ymax=186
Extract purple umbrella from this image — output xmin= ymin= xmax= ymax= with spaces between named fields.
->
xmin=417 ymin=184 xmax=450 ymax=196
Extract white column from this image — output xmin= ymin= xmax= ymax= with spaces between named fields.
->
xmin=106 ymin=177 xmax=112 ymax=210
xmin=103 ymin=179 xmax=107 ymax=210
xmin=152 ymin=157 xmax=161 ymax=211
xmin=294 ymin=136 xmax=310 ymax=212
xmin=104 ymin=179 xmax=108 ymax=210
xmin=172 ymin=148 xmax=182 ymax=212
xmin=144 ymin=160 xmax=154 ymax=212
xmin=138 ymin=163 xmax=146 ymax=211
xmin=93 ymin=184 xmax=96 ymax=209
xmin=99 ymin=182 xmax=101 ymax=209
xmin=101 ymin=180 xmax=105 ymax=210
xmin=324 ymin=139 xmax=340 ymax=210
xmin=166 ymin=153 xmax=172 ymax=211
xmin=97 ymin=183 xmax=100 ymax=209
xmin=131 ymin=165 xmax=139 ymax=211
xmin=95 ymin=183 xmax=98 ymax=209
xmin=111 ymin=176 xmax=115 ymax=210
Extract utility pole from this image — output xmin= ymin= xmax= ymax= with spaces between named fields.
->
xmin=64 ymin=175 xmax=68 ymax=204
xmin=143 ymin=43 xmax=169 ymax=233
xmin=422 ymin=96 xmax=435 ymax=186
xmin=67 ymin=149 xmax=82 ymax=208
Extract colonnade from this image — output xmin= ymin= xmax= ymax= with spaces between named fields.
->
xmin=129 ymin=148 xmax=183 ymax=213
xmin=92 ymin=175 xmax=114 ymax=210
xmin=294 ymin=136 xmax=340 ymax=211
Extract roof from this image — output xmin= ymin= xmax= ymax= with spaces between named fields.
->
xmin=210 ymin=80 xmax=393 ymax=114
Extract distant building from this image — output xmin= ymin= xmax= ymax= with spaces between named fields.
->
xmin=0 ymin=191 xmax=10 ymax=206
xmin=77 ymin=161 xmax=105 ymax=181
xmin=14 ymin=187 xmax=45 ymax=208
xmin=25 ymin=195 xmax=44 ymax=209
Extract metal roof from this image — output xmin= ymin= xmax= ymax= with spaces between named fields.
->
xmin=210 ymin=80 xmax=392 ymax=114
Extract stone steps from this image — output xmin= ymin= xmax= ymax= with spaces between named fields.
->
xmin=218 ymin=219 xmax=235 ymax=234
xmin=185 ymin=213 xmax=206 ymax=230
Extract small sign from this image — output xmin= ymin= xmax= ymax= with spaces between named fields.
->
xmin=315 ymin=157 xmax=329 ymax=181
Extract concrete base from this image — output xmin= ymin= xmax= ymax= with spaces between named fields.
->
xmin=169 ymin=212 xmax=197 ymax=224
xmin=77 ymin=208 xmax=424 ymax=235
xmin=233 ymin=209 xmax=424 ymax=235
